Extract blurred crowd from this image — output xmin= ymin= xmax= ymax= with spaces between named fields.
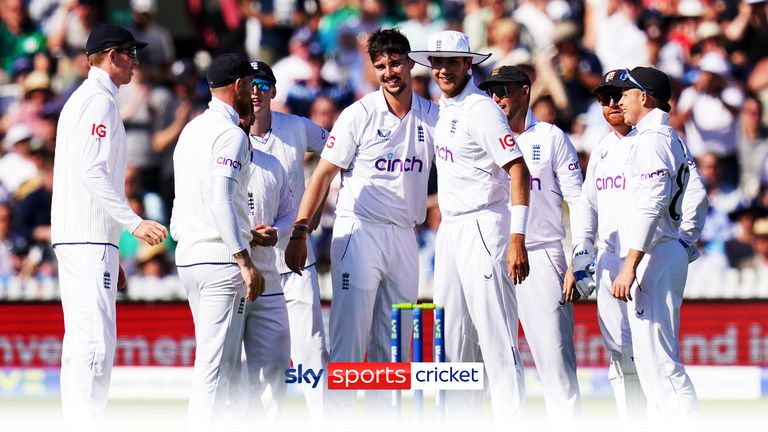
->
xmin=1 ymin=0 xmax=768 ymax=300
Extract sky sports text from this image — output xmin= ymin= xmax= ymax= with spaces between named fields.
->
xmin=284 ymin=363 xmax=484 ymax=390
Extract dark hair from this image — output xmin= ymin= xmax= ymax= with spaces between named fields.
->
xmin=367 ymin=28 xmax=411 ymax=63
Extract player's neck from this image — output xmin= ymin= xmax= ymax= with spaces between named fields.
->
xmin=251 ymin=110 xmax=273 ymax=136
xmin=613 ymin=125 xmax=632 ymax=137
xmin=384 ymin=89 xmax=412 ymax=120
xmin=508 ymin=109 xmax=527 ymax=135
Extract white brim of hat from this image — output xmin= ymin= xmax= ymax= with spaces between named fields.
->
xmin=408 ymin=51 xmax=491 ymax=67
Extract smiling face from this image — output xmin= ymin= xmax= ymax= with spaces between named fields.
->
xmin=251 ymin=78 xmax=275 ymax=115
xmin=598 ymin=89 xmax=626 ymax=128
xmin=618 ymin=88 xmax=645 ymax=126
xmin=487 ymin=82 xmax=529 ymax=120
xmin=429 ymin=56 xmax=472 ymax=98
xmin=372 ymin=52 xmax=413 ymax=97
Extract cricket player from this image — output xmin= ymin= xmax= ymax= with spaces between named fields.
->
xmin=409 ymin=31 xmax=530 ymax=424
xmin=51 ymin=24 xmax=167 ymax=431
xmin=171 ymin=53 xmax=264 ymax=430
xmin=246 ymin=60 xmax=328 ymax=420
xmin=479 ymin=65 xmax=582 ymax=430
xmin=233 ymin=108 xmax=296 ymax=424
xmin=284 ymin=28 xmax=438 ymax=416
xmin=573 ymin=67 xmax=705 ymax=428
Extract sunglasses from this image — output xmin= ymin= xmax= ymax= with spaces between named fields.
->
xmin=618 ymin=69 xmax=648 ymax=93
xmin=598 ymin=91 xmax=623 ymax=106
xmin=115 ymin=46 xmax=138 ymax=60
xmin=252 ymin=79 xmax=273 ymax=92
xmin=484 ymin=84 xmax=512 ymax=99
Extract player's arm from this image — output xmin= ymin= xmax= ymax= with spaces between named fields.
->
xmin=566 ymin=150 xmax=599 ymax=302
xmin=78 ymin=95 xmax=166 ymax=245
xmin=253 ymin=164 xmax=298 ymax=249
xmin=678 ymin=151 xmax=708 ymax=263
xmin=285 ymin=159 xmax=341 ymax=274
xmin=211 ymin=129 xmax=264 ymax=300
xmin=302 ymin=117 xmax=331 ymax=230
xmin=612 ymin=134 xmax=669 ymax=301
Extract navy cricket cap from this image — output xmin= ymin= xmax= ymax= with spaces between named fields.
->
xmin=85 ymin=24 xmax=148 ymax=56
xmin=250 ymin=60 xmax=276 ymax=84
xmin=207 ymin=53 xmax=254 ymax=88
xmin=592 ymin=69 xmax=626 ymax=94
xmin=612 ymin=67 xmax=672 ymax=112
xmin=478 ymin=65 xmax=531 ymax=90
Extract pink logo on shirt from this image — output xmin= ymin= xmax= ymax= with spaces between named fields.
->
xmin=595 ymin=174 xmax=625 ymax=190
xmin=374 ymin=153 xmax=424 ymax=173
xmin=216 ymin=157 xmax=243 ymax=170
xmin=498 ymin=134 xmax=515 ymax=150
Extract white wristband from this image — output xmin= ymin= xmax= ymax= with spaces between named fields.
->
xmin=509 ymin=205 xmax=528 ymax=235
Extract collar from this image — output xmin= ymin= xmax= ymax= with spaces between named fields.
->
xmin=88 ymin=67 xmax=119 ymax=97
xmin=523 ymin=108 xmax=538 ymax=131
xmin=440 ymin=76 xmax=481 ymax=107
xmin=634 ymin=108 xmax=669 ymax=133
xmin=208 ymin=97 xmax=240 ymax=125
xmin=374 ymin=88 xmax=420 ymax=114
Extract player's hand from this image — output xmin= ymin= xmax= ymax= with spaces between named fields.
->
xmin=132 ymin=220 xmax=168 ymax=246
xmin=679 ymin=239 xmax=700 ymax=263
xmin=118 ymin=265 xmax=126 ymax=290
xmin=285 ymin=235 xmax=307 ymax=275
xmin=250 ymin=224 xmax=278 ymax=247
xmin=507 ymin=234 xmax=529 ymax=285
xmin=611 ymin=265 xmax=636 ymax=302
xmin=562 ymin=265 xmax=580 ymax=302
xmin=241 ymin=264 xmax=265 ymax=301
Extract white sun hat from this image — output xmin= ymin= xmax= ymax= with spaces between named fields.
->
xmin=408 ymin=30 xmax=491 ymax=67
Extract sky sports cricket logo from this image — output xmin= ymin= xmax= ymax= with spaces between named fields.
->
xmin=285 ymin=362 xmax=484 ymax=390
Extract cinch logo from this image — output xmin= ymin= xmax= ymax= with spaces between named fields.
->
xmin=595 ymin=174 xmax=625 ymax=190
xmin=91 ymin=123 xmax=107 ymax=138
xmin=530 ymin=177 xmax=542 ymax=191
xmin=285 ymin=364 xmax=324 ymax=389
xmin=375 ymin=153 xmax=424 ymax=173
xmin=640 ymin=169 xmax=665 ymax=181
xmin=435 ymin=144 xmax=454 ymax=163
xmin=216 ymin=157 xmax=243 ymax=170
xmin=498 ymin=134 xmax=515 ymax=150
xmin=327 ymin=362 xmax=484 ymax=390
xmin=568 ymin=161 xmax=579 ymax=171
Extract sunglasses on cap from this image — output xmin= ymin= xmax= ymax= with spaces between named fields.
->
xmin=598 ymin=90 xmax=623 ymax=106
xmin=618 ymin=69 xmax=649 ymax=93
xmin=252 ymin=78 xmax=273 ymax=92
xmin=484 ymin=83 xmax=512 ymax=99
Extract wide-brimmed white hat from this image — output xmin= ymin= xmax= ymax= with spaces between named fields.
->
xmin=699 ymin=52 xmax=730 ymax=76
xmin=408 ymin=31 xmax=490 ymax=67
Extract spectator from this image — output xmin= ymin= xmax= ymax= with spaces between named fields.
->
xmin=0 ymin=123 xmax=37 ymax=195
xmin=242 ymin=0 xmax=318 ymax=63
xmin=1 ymin=70 xmax=54 ymax=133
xmin=187 ymin=0 xmax=245 ymax=55
xmin=463 ymin=0 xmax=513 ymax=52
xmin=484 ymin=18 xmax=532 ymax=71
xmin=47 ymin=0 xmax=104 ymax=56
xmin=11 ymin=150 xmax=52 ymax=248
xmin=398 ymin=0 xmax=445 ymax=50
xmin=595 ymin=0 xmax=649 ymax=72
xmin=0 ymin=0 xmax=47 ymax=76
xmin=271 ymin=27 xmax=316 ymax=107
xmin=126 ymin=243 xmax=181 ymax=300
xmin=676 ymin=52 xmax=743 ymax=186
xmin=513 ymin=0 xmax=559 ymax=51
xmin=126 ymin=0 xmax=175 ymax=82
xmin=0 ymin=203 xmax=13 ymax=282
xmin=739 ymin=94 xmax=768 ymax=198
xmin=285 ymin=48 xmax=354 ymax=118
xmin=741 ymin=217 xmax=768 ymax=273
xmin=725 ymin=200 xmax=767 ymax=269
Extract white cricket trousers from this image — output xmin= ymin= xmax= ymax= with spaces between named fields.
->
xmin=57 ymin=243 xmax=118 ymax=432
xmin=433 ymin=208 xmax=525 ymax=427
xmin=326 ymin=216 xmax=419 ymax=417
xmin=516 ymin=243 xmax=580 ymax=431
xmin=179 ymin=264 xmax=246 ymax=431
xmin=283 ymin=265 xmax=328 ymax=421
xmin=627 ymin=239 xmax=698 ymax=428
xmin=240 ymin=293 xmax=291 ymax=425
xmin=595 ymin=249 xmax=646 ymax=431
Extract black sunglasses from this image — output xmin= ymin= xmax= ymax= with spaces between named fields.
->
xmin=115 ymin=46 xmax=138 ymax=60
xmin=598 ymin=90 xmax=623 ymax=106
xmin=484 ymin=84 xmax=512 ymax=99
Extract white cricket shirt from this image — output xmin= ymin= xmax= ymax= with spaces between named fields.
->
xmin=514 ymin=111 xmax=582 ymax=247
xmin=171 ymin=97 xmax=253 ymax=266
xmin=51 ymin=67 xmax=142 ymax=247
xmin=249 ymin=111 xmax=327 ymax=272
xmin=434 ymin=79 xmax=524 ymax=218
xmin=247 ymin=149 xmax=296 ymax=295
xmin=321 ymin=89 xmax=438 ymax=228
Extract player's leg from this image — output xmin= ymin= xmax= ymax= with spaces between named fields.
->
xmin=516 ymin=246 xmax=580 ymax=430
xmin=455 ymin=212 xmax=525 ymax=424
xmin=595 ymin=250 xmax=646 ymax=430
xmin=182 ymin=264 xmax=247 ymax=431
xmin=433 ymin=219 xmax=484 ymax=423
xmin=283 ymin=266 xmax=328 ymax=421
xmin=326 ymin=218 xmax=385 ymax=417
xmin=57 ymin=244 xmax=118 ymax=432
xmin=242 ymin=293 xmax=291 ymax=425
xmin=628 ymin=240 xmax=698 ymax=427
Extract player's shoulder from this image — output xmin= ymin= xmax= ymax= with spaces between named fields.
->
xmin=251 ymin=148 xmax=283 ymax=172
xmin=273 ymin=110 xmax=306 ymax=127
xmin=344 ymin=91 xmax=380 ymax=120
xmin=531 ymin=120 xmax=568 ymax=142
xmin=412 ymin=92 xmax=439 ymax=122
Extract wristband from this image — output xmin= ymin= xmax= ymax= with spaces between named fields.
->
xmin=509 ymin=205 xmax=529 ymax=235
xmin=293 ymin=223 xmax=310 ymax=232
xmin=289 ymin=235 xmax=306 ymax=241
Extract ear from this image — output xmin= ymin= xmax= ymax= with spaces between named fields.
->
xmin=408 ymin=58 xmax=415 ymax=71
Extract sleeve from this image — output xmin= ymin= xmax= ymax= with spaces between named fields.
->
xmin=679 ymin=152 xmax=708 ymax=244
xmin=274 ymin=163 xmax=298 ymax=244
xmin=551 ymin=125 xmax=583 ymax=207
xmin=320 ymin=105 xmax=359 ymax=170
xmin=78 ymin=95 xmax=142 ymax=233
xmin=301 ymin=116 xmax=329 ymax=153
xmin=211 ymin=128 xmax=250 ymax=181
xmin=468 ymin=100 xmax=523 ymax=169
xmin=210 ymin=175 xmax=249 ymax=254
xmin=570 ymin=142 xmax=599 ymax=247
xmin=625 ymin=133 xmax=671 ymax=252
